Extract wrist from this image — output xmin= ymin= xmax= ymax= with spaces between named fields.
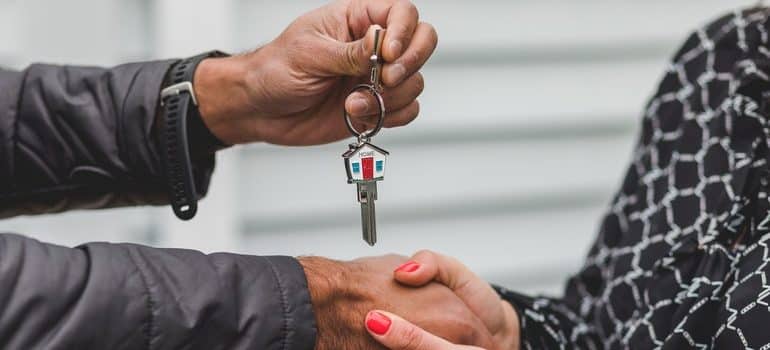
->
xmin=298 ymin=256 xmax=345 ymax=306
xmin=298 ymin=257 xmax=373 ymax=349
xmin=193 ymin=54 xmax=260 ymax=145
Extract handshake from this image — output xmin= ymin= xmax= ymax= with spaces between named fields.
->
xmin=299 ymin=251 xmax=520 ymax=350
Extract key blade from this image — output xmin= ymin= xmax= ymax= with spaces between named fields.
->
xmin=357 ymin=182 xmax=378 ymax=246
xmin=360 ymin=199 xmax=377 ymax=246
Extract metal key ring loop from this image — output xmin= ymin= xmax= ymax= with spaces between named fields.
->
xmin=344 ymin=84 xmax=386 ymax=141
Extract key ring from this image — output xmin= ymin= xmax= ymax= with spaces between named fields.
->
xmin=344 ymin=85 xmax=386 ymax=142
xmin=344 ymin=28 xmax=386 ymax=143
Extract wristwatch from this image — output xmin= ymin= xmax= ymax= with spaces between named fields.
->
xmin=159 ymin=50 xmax=229 ymax=220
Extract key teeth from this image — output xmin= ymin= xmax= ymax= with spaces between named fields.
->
xmin=362 ymin=226 xmax=377 ymax=246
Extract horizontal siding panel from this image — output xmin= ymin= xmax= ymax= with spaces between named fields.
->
xmin=1 ymin=207 xmax=155 ymax=247
xmin=239 ymin=134 xmax=634 ymax=225
xmin=417 ymin=0 xmax=753 ymax=51
xmin=418 ymin=60 xmax=661 ymax=131
xmin=240 ymin=204 xmax=606 ymax=295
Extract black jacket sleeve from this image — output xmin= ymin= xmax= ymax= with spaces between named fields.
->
xmin=0 ymin=233 xmax=317 ymax=350
xmin=0 ymin=61 xmax=215 ymax=218
xmin=0 ymin=63 xmax=319 ymax=349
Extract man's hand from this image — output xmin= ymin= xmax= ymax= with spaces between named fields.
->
xmin=298 ymin=255 xmax=496 ymax=350
xmin=373 ymin=251 xmax=521 ymax=350
xmin=194 ymin=0 xmax=437 ymax=146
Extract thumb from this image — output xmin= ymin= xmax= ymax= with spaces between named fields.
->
xmin=365 ymin=310 xmax=484 ymax=350
xmin=325 ymin=24 xmax=381 ymax=76
xmin=393 ymin=250 xmax=509 ymax=335
xmin=393 ymin=250 xmax=477 ymax=291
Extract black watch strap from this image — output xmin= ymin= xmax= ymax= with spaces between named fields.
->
xmin=159 ymin=50 xmax=229 ymax=220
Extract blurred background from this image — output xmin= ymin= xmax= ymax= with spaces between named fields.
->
xmin=0 ymin=0 xmax=756 ymax=294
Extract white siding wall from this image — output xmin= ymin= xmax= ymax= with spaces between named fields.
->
xmin=0 ymin=0 xmax=756 ymax=294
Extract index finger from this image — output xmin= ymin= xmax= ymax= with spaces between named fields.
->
xmin=357 ymin=0 xmax=419 ymax=61
xmin=382 ymin=0 xmax=419 ymax=61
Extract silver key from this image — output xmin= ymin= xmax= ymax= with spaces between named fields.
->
xmin=343 ymin=142 xmax=389 ymax=246
xmin=341 ymin=28 xmax=390 ymax=246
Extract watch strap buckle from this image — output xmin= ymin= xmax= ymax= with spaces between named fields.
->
xmin=161 ymin=81 xmax=198 ymax=106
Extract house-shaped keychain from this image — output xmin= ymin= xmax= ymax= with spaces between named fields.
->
xmin=343 ymin=142 xmax=389 ymax=184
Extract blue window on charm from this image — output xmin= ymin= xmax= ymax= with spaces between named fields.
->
xmin=375 ymin=160 xmax=383 ymax=172
xmin=352 ymin=163 xmax=361 ymax=174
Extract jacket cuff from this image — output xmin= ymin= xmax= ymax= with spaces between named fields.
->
xmin=120 ymin=59 xmax=216 ymax=201
xmin=119 ymin=59 xmax=176 ymax=180
xmin=264 ymin=256 xmax=318 ymax=350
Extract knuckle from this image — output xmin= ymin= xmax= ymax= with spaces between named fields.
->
xmin=420 ymin=22 xmax=439 ymax=49
xmin=384 ymin=253 xmax=409 ymax=262
xmin=344 ymin=44 xmax=362 ymax=73
xmin=439 ymin=318 xmax=473 ymax=344
xmin=413 ymin=74 xmax=425 ymax=94
xmin=405 ymin=50 xmax=421 ymax=68
xmin=405 ymin=1 xmax=419 ymax=18
xmin=411 ymin=100 xmax=421 ymax=116
xmin=424 ymin=22 xmax=438 ymax=41
xmin=413 ymin=248 xmax=435 ymax=260
xmin=453 ymin=320 xmax=480 ymax=344
xmin=458 ymin=329 xmax=480 ymax=345
xmin=396 ymin=0 xmax=415 ymax=10
xmin=347 ymin=92 xmax=362 ymax=104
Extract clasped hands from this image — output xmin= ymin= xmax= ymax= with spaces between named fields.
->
xmin=299 ymin=251 xmax=520 ymax=350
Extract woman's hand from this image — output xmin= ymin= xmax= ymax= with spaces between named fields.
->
xmin=300 ymin=255 xmax=498 ymax=350
xmin=194 ymin=0 xmax=437 ymax=146
xmin=367 ymin=250 xmax=521 ymax=350
xmin=366 ymin=310 xmax=488 ymax=350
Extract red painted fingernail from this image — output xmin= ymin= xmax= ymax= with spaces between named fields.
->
xmin=366 ymin=311 xmax=392 ymax=335
xmin=395 ymin=261 xmax=420 ymax=273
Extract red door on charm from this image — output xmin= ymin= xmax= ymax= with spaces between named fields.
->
xmin=362 ymin=157 xmax=374 ymax=180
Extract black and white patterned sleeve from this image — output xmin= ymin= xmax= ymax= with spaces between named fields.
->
xmin=493 ymin=272 xmax=605 ymax=349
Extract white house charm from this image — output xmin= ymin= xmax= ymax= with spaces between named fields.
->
xmin=343 ymin=142 xmax=389 ymax=183
xmin=342 ymin=141 xmax=389 ymax=246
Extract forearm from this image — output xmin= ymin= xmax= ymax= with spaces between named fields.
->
xmin=0 ymin=61 xmax=215 ymax=218
xmin=0 ymin=233 xmax=316 ymax=349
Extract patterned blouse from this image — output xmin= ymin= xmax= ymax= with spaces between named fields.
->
xmin=496 ymin=7 xmax=770 ymax=349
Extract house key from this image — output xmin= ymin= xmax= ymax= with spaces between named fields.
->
xmin=342 ymin=28 xmax=388 ymax=246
